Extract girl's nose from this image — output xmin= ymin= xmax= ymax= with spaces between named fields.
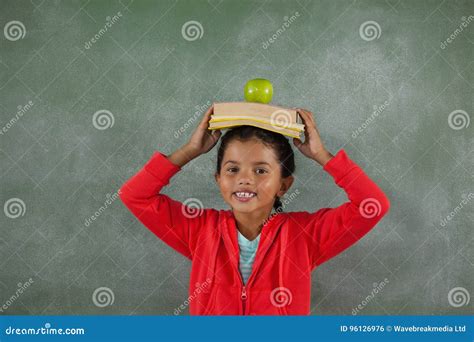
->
xmin=238 ymin=178 xmax=253 ymax=185
xmin=238 ymin=170 xmax=254 ymax=185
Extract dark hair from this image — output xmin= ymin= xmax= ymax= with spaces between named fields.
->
xmin=216 ymin=125 xmax=295 ymax=212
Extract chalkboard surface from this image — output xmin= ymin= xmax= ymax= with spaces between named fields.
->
xmin=0 ymin=0 xmax=472 ymax=315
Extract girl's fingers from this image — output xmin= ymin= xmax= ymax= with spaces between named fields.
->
xmin=210 ymin=130 xmax=222 ymax=147
xmin=299 ymin=108 xmax=316 ymax=126
xmin=200 ymin=104 xmax=214 ymax=128
xmin=293 ymin=137 xmax=302 ymax=148
xmin=297 ymin=109 xmax=316 ymax=139
xmin=296 ymin=109 xmax=309 ymax=141
xmin=296 ymin=109 xmax=308 ymax=126
xmin=205 ymin=103 xmax=214 ymax=115
xmin=297 ymin=108 xmax=312 ymax=125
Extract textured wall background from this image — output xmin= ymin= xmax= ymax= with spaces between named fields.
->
xmin=0 ymin=0 xmax=472 ymax=315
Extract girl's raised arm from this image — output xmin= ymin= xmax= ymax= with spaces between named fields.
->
xmin=296 ymin=149 xmax=390 ymax=269
xmin=119 ymin=104 xmax=221 ymax=259
xmin=292 ymin=108 xmax=390 ymax=269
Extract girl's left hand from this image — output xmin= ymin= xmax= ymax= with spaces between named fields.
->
xmin=293 ymin=108 xmax=333 ymax=165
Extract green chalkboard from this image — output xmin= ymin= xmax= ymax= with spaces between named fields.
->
xmin=0 ymin=0 xmax=472 ymax=315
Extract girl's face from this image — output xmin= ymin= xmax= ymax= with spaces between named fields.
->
xmin=215 ymin=139 xmax=294 ymax=215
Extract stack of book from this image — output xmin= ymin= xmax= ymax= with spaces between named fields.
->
xmin=208 ymin=102 xmax=304 ymax=139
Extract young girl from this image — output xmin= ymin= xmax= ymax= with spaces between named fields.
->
xmin=119 ymin=105 xmax=390 ymax=315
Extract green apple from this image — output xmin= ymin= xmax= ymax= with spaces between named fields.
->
xmin=244 ymin=78 xmax=273 ymax=104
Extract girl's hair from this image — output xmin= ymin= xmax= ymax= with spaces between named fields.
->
xmin=216 ymin=125 xmax=295 ymax=212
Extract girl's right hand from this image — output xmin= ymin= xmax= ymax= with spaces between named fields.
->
xmin=184 ymin=104 xmax=222 ymax=156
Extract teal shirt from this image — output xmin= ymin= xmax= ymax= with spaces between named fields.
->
xmin=237 ymin=230 xmax=261 ymax=284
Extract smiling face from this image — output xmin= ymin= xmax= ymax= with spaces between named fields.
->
xmin=215 ymin=138 xmax=294 ymax=215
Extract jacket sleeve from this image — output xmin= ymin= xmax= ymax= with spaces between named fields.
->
xmin=118 ymin=151 xmax=208 ymax=260
xmin=299 ymin=149 xmax=390 ymax=269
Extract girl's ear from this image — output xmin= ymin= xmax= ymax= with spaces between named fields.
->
xmin=214 ymin=172 xmax=220 ymax=183
xmin=278 ymin=175 xmax=294 ymax=197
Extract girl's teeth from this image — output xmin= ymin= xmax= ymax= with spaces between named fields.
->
xmin=236 ymin=192 xmax=255 ymax=198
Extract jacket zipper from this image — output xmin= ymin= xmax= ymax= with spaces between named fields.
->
xmin=224 ymin=212 xmax=284 ymax=315
xmin=241 ymin=285 xmax=247 ymax=315
xmin=224 ymin=241 xmax=249 ymax=315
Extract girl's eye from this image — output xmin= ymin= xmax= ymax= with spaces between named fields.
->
xmin=226 ymin=168 xmax=267 ymax=174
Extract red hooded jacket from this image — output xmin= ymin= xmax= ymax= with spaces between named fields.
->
xmin=119 ymin=149 xmax=390 ymax=315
